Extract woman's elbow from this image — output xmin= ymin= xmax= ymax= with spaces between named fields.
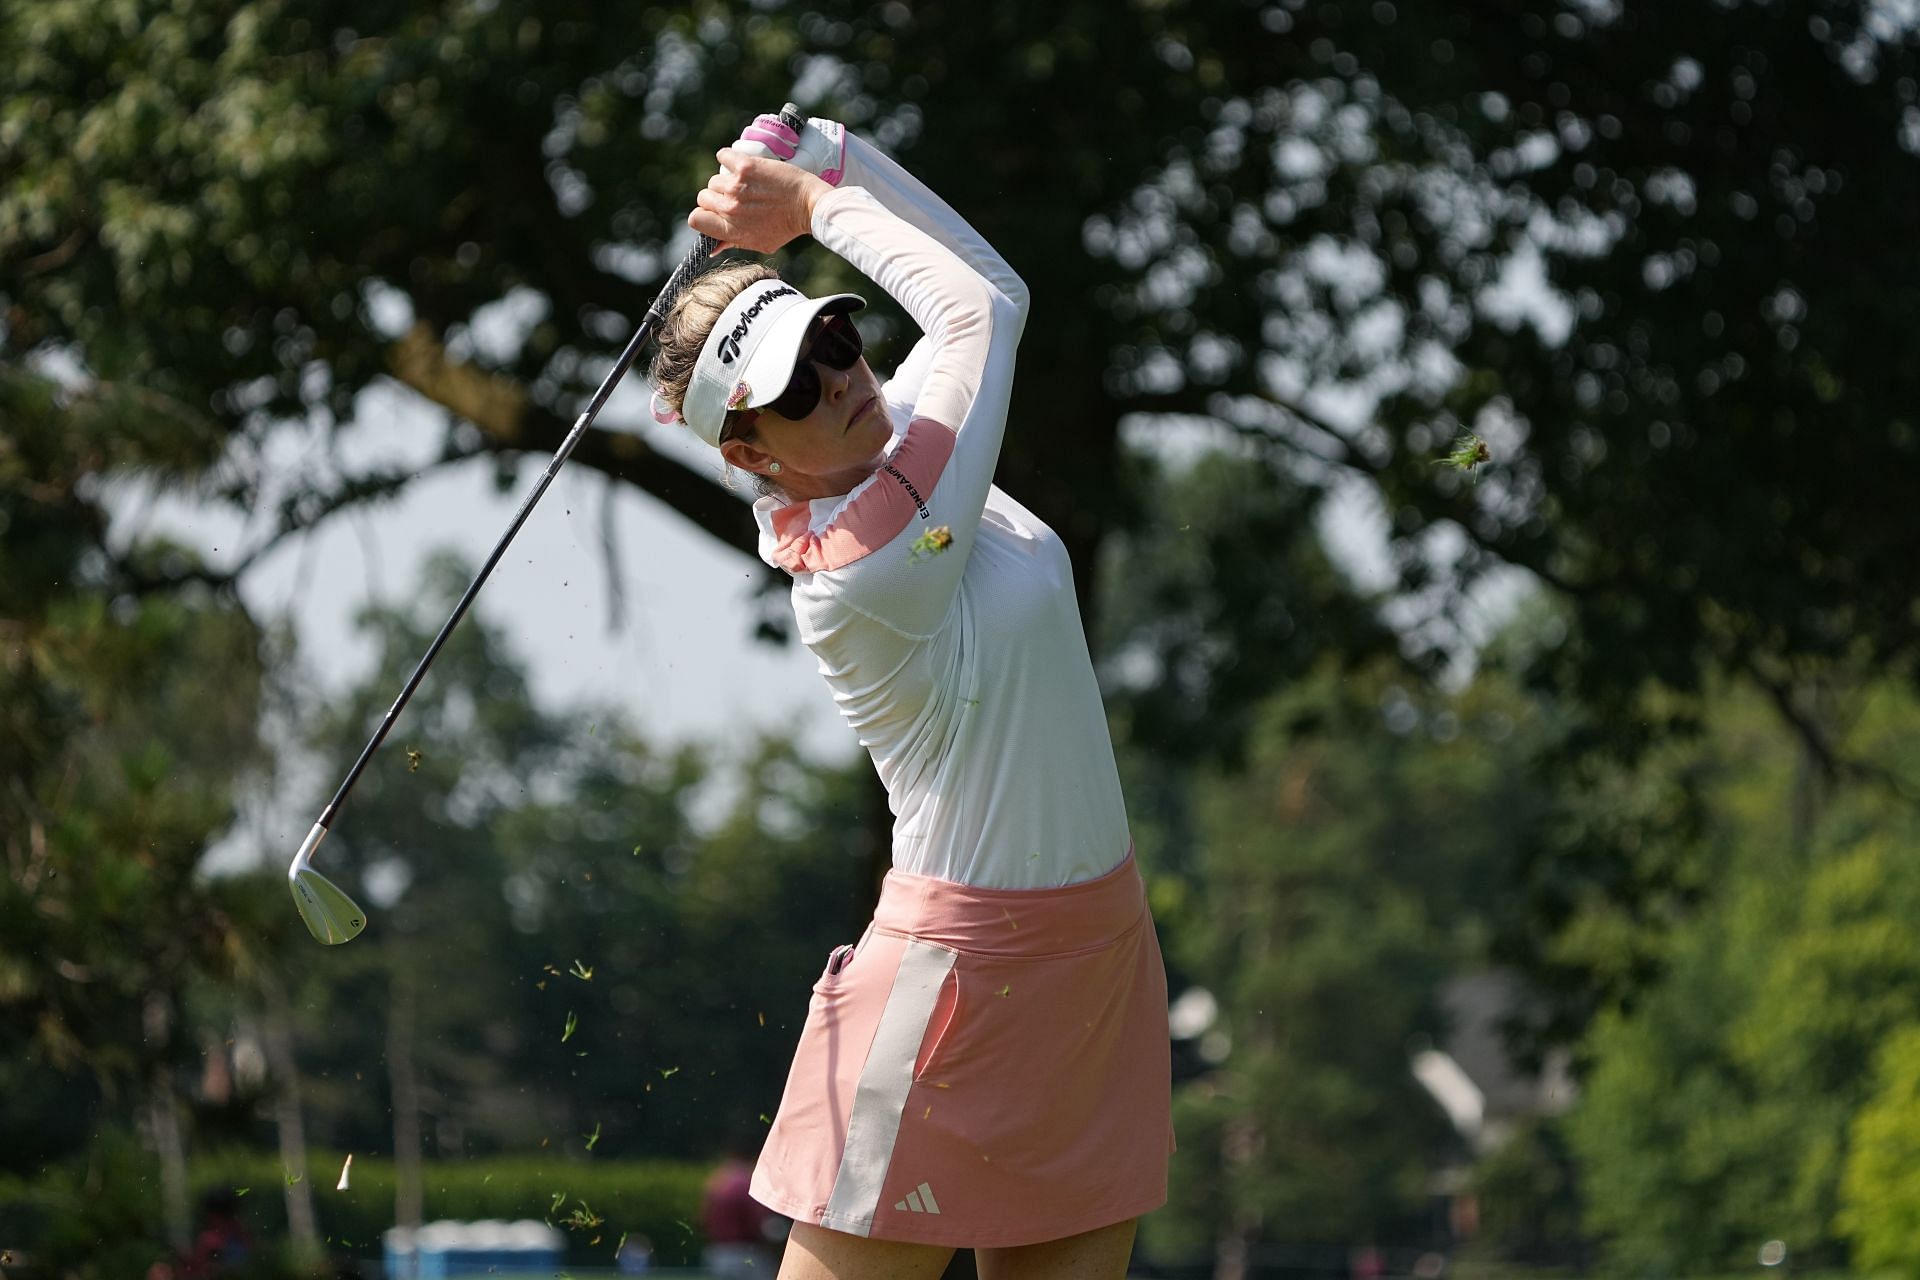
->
xmin=999 ymin=270 xmax=1031 ymax=322
xmin=990 ymin=282 xmax=1028 ymax=341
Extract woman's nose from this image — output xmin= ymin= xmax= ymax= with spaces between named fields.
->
xmin=819 ymin=362 xmax=851 ymax=400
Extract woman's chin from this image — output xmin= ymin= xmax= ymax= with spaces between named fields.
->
xmin=859 ymin=408 xmax=896 ymax=451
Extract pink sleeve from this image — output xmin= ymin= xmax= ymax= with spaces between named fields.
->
xmin=781 ymin=177 xmax=1025 ymax=634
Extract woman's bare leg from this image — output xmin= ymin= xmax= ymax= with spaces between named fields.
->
xmin=777 ymin=1221 xmax=956 ymax=1280
xmin=976 ymin=1219 xmax=1138 ymax=1280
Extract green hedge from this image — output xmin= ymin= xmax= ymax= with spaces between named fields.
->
xmin=0 ymin=1146 xmax=713 ymax=1272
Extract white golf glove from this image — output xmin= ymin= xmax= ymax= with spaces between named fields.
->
xmin=734 ymin=113 xmax=847 ymax=187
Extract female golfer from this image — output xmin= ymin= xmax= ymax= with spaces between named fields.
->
xmin=651 ymin=113 xmax=1171 ymax=1280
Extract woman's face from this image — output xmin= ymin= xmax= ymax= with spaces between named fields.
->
xmin=718 ymin=344 xmax=891 ymax=501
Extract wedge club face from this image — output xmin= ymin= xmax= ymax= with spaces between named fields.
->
xmin=288 ymin=822 xmax=367 ymax=945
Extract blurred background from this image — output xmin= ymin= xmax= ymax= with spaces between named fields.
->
xmin=5 ymin=0 xmax=1920 ymax=1276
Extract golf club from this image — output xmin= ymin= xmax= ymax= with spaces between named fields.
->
xmin=288 ymin=102 xmax=808 ymax=945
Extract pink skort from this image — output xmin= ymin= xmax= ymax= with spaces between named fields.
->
xmin=750 ymin=853 xmax=1173 ymax=1248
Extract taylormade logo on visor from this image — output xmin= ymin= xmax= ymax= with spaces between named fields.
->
xmin=716 ymin=285 xmax=800 ymax=364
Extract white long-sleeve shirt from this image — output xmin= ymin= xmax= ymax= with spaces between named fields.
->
xmin=751 ymin=136 xmax=1130 ymax=890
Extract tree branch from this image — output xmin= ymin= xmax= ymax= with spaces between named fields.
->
xmin=1119 ymin=382 xmax=1601 ymax=599
xmin=384 ymin=322 xmax=762 ymax=561
xmin=19 ymin=227 xmax=89 ymax=278
xmin=387 ymin=322 xmax=533 ymax=444
xmin=111 ymin=436 xmax=492 ymax=597
xmin=1116 ymin=384 xmax=1388 ymax=475
xmin=1745 ymin=659 xmax=1920 ymax=805
xmin=115 ymin=321 xmax=768 ymax=606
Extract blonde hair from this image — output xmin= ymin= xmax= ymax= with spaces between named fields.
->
xmin=648 ymin=260 xmax=781 ymax=444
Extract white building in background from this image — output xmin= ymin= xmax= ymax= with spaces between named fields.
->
xmin=1414 ymin=970 xmax=1578 ymax=1158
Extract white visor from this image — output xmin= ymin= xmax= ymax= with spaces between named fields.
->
xmin=682 ymin=281 xmax=866 ymax=446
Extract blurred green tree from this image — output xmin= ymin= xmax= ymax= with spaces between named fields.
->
xmin=1100 ymin=412 xmax=1561 ymax=1269
xmin=0 ymin=363 xmax=271 ymax=1251
xmin=273 ymin=554 xmax=874 ymax=1171
xmin=1839 ymin=1024 xmax=1920 ymax=1278
xmin=1567 ymin=684 xmax=1920 ymax=1272
xmin=1460 ymin=1119 xmax=1587 ymax=1269
xmin=1095 ymin=447 xmax=1396 ymax=770
xmin=1142 ymin=661 xmax=1555 ymax=1266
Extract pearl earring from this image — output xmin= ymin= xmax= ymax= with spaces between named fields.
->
xmin=769 ymin=461 xmax=782 ymax=474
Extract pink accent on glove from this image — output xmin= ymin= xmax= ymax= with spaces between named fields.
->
xmin=741 ymin=115 xmax=800 ymax=160
xmin=650 ymin=390 xmax=682 ymax=425
xmin=735 ymin=113 xmax=846 ymax=186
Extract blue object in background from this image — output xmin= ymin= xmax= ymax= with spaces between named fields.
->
xmin=382 ymin=1220 xmax=565 ymax=1277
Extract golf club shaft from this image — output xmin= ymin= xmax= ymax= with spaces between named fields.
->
xmin=315 ymin=103 xmax=806 ymax=833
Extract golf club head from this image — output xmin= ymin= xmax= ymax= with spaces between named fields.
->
xmin=288 ymin=822 xmax=367 ymax=945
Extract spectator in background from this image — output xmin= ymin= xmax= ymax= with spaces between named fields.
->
xmin=177 ymin=1188 xmax=253 ymax=1279
xmin=702 ymin=1153 xmax=775 ymax=1278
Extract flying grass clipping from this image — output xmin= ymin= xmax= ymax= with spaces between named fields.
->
xmin=1441 ymin=432 xmax=1491 ymax=477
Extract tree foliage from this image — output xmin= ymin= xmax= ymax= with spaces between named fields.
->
xmin=0 ymin=364 xmax=268 ymax=1166
xmin=272 ymin=556 xmax=875 ymax=1161
xmin=1565 ymin=685 xmax=1920 ymax=1272
xmin=1839 ymin=1024 xmax=1920 ymax=1278
xmin=1142 ymin=657 xmax=1555 ymax=1257
xmin=1097 ymin=446 xmax=1395 ymax=769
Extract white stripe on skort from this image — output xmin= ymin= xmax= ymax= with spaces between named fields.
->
xmin=819 ymin=938 xmax=957 ymax=1236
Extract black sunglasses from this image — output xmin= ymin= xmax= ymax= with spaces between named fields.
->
xmin=751 ymin=313 xmax=865 ymax=424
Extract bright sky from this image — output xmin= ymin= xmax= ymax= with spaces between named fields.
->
xmin=114 ymin=380 xmax=857 ymax=761
xmin=108 ymin=377 xmax=867 ymax=874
